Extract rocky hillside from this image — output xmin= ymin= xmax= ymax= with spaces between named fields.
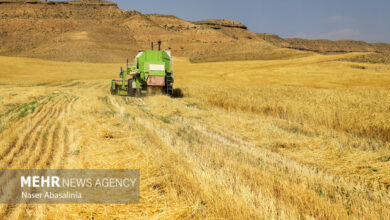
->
xmin=0 ymin=0 xmax=289 ymax=63
xmin=0 ymin=0 xmax=389 ymax=63
xmin=258 ymin=33 xmax=390 ymax=54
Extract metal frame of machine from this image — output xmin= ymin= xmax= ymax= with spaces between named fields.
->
xmin=110 ymin=41 xmax=174 ymax=97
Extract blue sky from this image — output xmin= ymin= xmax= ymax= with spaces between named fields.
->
xmin=111 ymin=0 xmax=390 ymax=43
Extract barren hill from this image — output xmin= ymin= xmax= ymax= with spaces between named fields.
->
xmin=258 ymin=33 xmax=390 ymax=54
xmin=0 ymin=0 xmax=292 ymax=63
xmin=0 ymin=0 xmax=389 ymax=63
xmin=257 ymin=33 xmax=390 ymax=64
xmin=0 ymin=0 xmax=315 ymax=63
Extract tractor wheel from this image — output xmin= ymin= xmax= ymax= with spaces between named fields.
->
xmin=165 ymin=84 xmax=173 ymax=97
xmin=127 ymin=79 xmax=135 ymax=96
xmin=135 ymin=88 xmax=141 ymax=97
xmin=111 ymin=87 xmax=118 ymax=95
xmin=110 ymin=80 xmax=115 ymax=95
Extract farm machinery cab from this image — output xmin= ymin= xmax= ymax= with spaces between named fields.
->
xmin=110 ymin=41 xmax=174 ymax=97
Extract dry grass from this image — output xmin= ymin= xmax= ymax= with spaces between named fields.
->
xmin=0 ymin=53 xmax=389 ymax=219
xmin=339 ymin=52 xmax=390 ymax=64
xmin=189 ymin=40 xmax=309 ymax=63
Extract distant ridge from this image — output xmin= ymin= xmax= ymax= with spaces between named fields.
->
xmin=257 ymin=33 xmax=390 ymax=54
xmin=0 ymin=0 xmax=389 ymax=63
xmin=0 ymin=0 xmax=117 ymax=6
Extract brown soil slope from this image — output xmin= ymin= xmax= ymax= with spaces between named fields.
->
xmin=1 ymin=0 xmax=389 ymax=63
xmin=258 ymin=33 xmax=390 ymax=54
xmin=0 ymin=0 xmax=295 ymax=63
xmin=258 ymin=33 xmax=390 ymax=64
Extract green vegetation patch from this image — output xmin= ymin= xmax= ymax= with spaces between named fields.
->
xmin=157 ymin=115 xmax=172 ymax=124
xmin=0 ymin=95 xmax=55 ymax=134
xmin=176 ymin=125 xmax=202 ymax=145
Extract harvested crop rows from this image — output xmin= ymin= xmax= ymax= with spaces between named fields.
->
xmin=0 ymin=54 xmax=389 ymax=219
xmin=0 ymin=91 xmax=79 ymax=219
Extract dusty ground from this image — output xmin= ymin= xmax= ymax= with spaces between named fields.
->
xmin=0 ymin=54 xmax=389 ymax=219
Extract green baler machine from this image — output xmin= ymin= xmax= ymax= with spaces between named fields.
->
xmin=110 ymin=41 xmax=174 ymax=97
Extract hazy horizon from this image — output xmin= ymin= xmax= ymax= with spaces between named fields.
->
xmin=110 ymin=0 xmax=390 ymax=43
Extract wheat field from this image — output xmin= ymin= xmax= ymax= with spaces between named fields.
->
xmin=0 ymin=54 xmax=389 ymax=219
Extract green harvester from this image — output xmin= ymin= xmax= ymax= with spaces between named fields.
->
xmin=110 ymin=41 xmax=174 ymax=96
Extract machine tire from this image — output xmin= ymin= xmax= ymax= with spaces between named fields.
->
xmin=164 ymin=83 xmax=173 ymax=97
xmin=167 ymin=86 xmax=173 ymax=97
xmin=135 ymin=88 xmax=141 ymax=97
xmin=127 ymin=79 xmax=135 ymax=96
xmin=164 ymin=75 xmax=173 ymax=97
xmin=110 ymin=80 xmax=115 ymax=95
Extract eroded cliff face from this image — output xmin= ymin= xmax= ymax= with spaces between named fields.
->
xmin=0 ymin=0 xmax=132 ymax=19
xmin=1 ymin=0 xmax=387 ymax=63
xmin=257 ymin=33 xmax=390 ymax=54
xmin=0 ymin=0 xmax=276 ymax=62
xmin=193 ymin=19 xmax=247 ymax=29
